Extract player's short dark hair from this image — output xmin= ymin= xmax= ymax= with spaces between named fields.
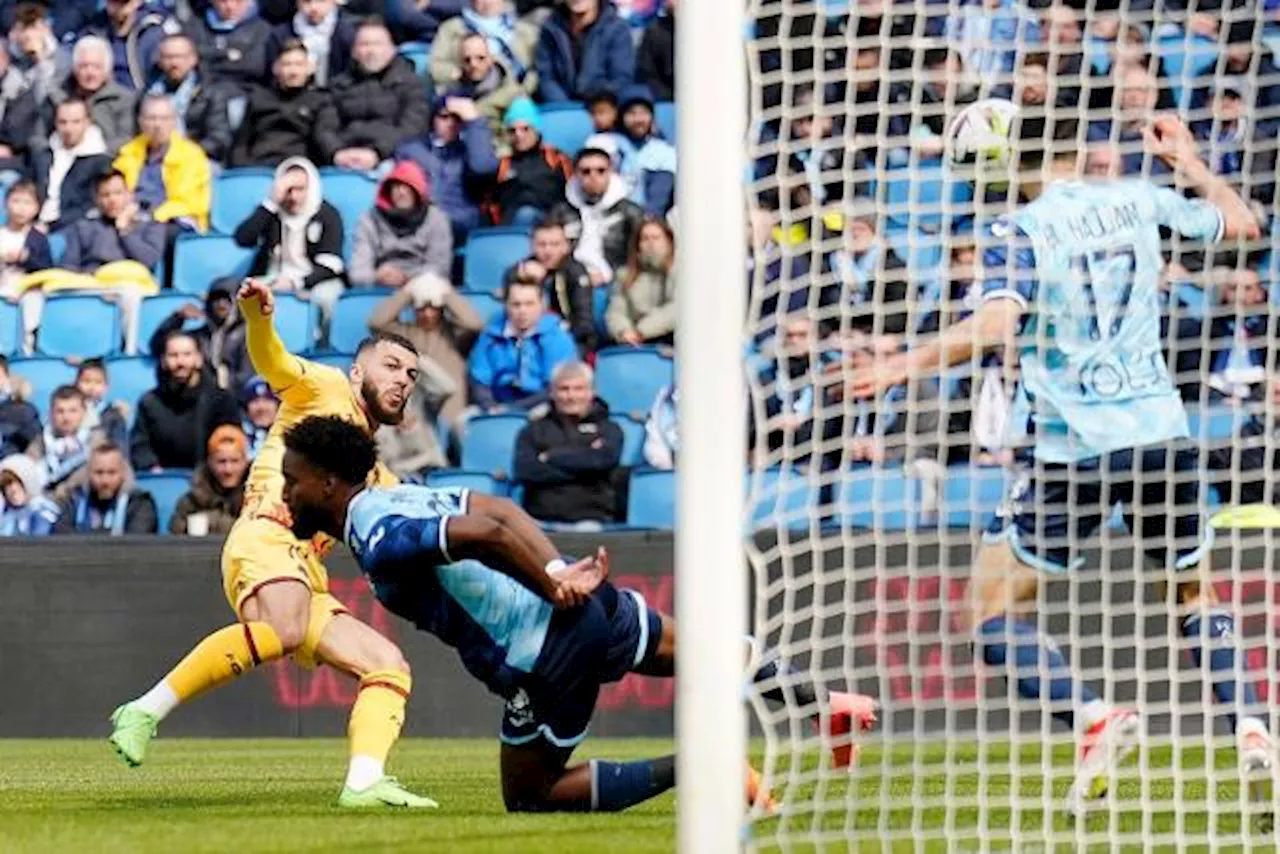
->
xmin=284 ymin=415 xmax=377 ymax=486
xmin=354 ymin=330 xmax=419 ymax=360
xmin=95 ymin=169 xmax=127 ymax=192
xmin=50 ymin=384 xmax=84 ymax=405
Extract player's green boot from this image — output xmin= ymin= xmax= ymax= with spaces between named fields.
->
xmin=108 ymin=703 xmax=159 ymax=767
xmin=338 ymin=776 xmax=439 ymax=809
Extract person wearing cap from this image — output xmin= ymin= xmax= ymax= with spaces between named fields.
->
xmin=585 ymin=83 xmax=675 ymax=215
xmin=485 ymin=97 xmax=573 ymax=227
xmin=549 ymin=144 xmax=643 ymax=286
xmin=239 ymin=375 xmax=279 ymax=460
xmin=535 ymin=0 xmax=635 ymax=103
xmin=169 ymin=424 xmax=249 ymax=536
xmin=393 ymin=94 xmax=499 ymax=244
xmin=446 ymin=33 xmax=526 ymax=156
xmin=429 ymin=0 xmax=540 ymax=95
xmin=350 ymin=160 xmax=453 ymax=288
xmin=0 ymin=452 xmax=59 ymax=536
xmin=52 ymin=441 xmax=158 ymax=535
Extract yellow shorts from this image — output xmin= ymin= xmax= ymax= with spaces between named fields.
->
xmin=222 ymin=514 xmax=347 ymax=669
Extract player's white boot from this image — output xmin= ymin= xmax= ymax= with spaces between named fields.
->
xmin=1238 ymin=717 xmax=1275 ymax=779
xmin=1067 ymin=707 xmax=1141 ymax=819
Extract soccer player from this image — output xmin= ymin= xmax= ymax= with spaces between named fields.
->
xmin=850 ymin=115 xmax=1266 ymax=815
xmin=279 ymin=414 xmax=879 ymax=813
xmin=108 ymin=278 xmax=437 ymax=808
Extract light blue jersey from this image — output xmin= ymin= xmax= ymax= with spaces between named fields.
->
xmin=980 ymin=179 xmax=1224 ymax=462
xmin=344 ymin=484 xmax=553 ymax=694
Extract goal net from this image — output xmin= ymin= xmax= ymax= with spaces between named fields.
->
xmin=739 ymin=0 xmax=1280 ymax=850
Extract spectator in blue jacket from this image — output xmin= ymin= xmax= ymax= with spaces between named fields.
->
xmin=535 ymin=0 xmax=635 ymax=103
xmin=394 ymin=95 xmax=500 ymax=243
xmin=467 ymin=278 xmax=577 ymax=412
xmin=82 ymin=0 xmax=180 ymax=92
xmin=0 ymin=452 xmax=58 ymax=535
xmin=586 ymin=84 xmax=674 ymax=215
xmin=264 ymin=0 xmax=358 ymax=88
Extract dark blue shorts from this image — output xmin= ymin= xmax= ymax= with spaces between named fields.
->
xmin=499 ymin=581 xmax=663 ymax=749
xmin=984 ymin=444 xmax=1213 ymax=573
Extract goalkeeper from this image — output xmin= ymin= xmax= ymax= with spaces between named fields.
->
xmin=850 ymin=115 xmax=1267 ymax=816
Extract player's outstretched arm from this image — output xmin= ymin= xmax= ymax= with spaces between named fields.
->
xmin=1144 ymin=116 xmax=1261 ymax=241
xmin=238 ymin=277 xmax=306 ymax=391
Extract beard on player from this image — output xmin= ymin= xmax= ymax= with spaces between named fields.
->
xmin=289 ymin=500 xmax=335 ymax=541
xmin=359 ymin=375 xmax=409 ymax=427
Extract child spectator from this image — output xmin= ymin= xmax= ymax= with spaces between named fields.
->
xmin=52 ymin=442 xmax=157 ymax=534
xmin=605 ymin=215 xmax=676 ymax=346
xmin=585 ymin=89 xmax=618 ymax=133
xmin=240 ymin=376 xmax=279 ymax=460
xmin=0 ymin=453 xmax=58 ymax=535
xmin=76 ymin=359 xmax=130 ymax=447
xmin=0 ymin=181 xmax=54 ymax=355
xmin=170 ymin=424 xmax=248 ymax=535
xmin=350 ymin=160 xmax=453 ymax=288
xmin=30 ymin=384 xmax=96 ymax=496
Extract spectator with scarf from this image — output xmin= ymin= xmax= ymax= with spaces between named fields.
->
xmin=75 ymin=359 xmax=130 ymax=448
xmin=26 ymin=384 xmax=97 ymax=496
xmin=351 ymin=159 xmax=453 ymax=288
xmin=52 ymin=442 xmax=157 ymax=534
xmin=147 ymin=34 xmax=232 ymax=163
xmin=444 ymin=33 xmax=525 ymax=156
xmin=188 ymin=0 xmax=273 ymax=94
xmin=239 ymin=375 xmax=278 ymax=460
xmin=0 ymin=453 xmax=58 ymax=536
xmin=264 ymin=0 xmax=357 ymax=88
xmin=431 ymin=0 xmax=539 ymax=94
xmin=169 ymin=424 xmax=247 ymax=535
xmin=9 ymin=2 xmax=70 ymax=107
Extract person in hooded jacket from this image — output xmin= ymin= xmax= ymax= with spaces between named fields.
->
xmin=550 ymin=144 xmax=643 ymax=285
xmin=53 ymin=441 xmax=158 ymax=534
xmin=169 ymin=423 xmax=247 ymax=535
xmin=187 ymin=0 xmax=273 ymax=94
xmin=146 ymin=277 xmax=250 ymax=390
xmin=350 ymin=160 xmax=453 ymax=288
xmin=228 ymin=37 xmax=330 ymax=167
xmin=513 ymin=360 xmax=624 ymax=524
xmin=130 ymin=330 xmax=240 ymax=471
xmin=0 ymin=452 xmax=58 ymax=535
xmin=535 ymin=0 xmax=634 ymax=103
xmin=313 ymin=18 xmax=430 ymax=172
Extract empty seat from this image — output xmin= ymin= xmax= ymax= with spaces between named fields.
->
xmin=611 ymin=414 xmax=645 ymax=466
xmin=938 ymin=466 xmax=1008 ymax=528
xmin=138 ymin=294 xmax=202 ymax=354
xmin=626 ymin=467 xmax=675 ymax=529
xmin=463 ymin=227 xmax=531 ymax=292
xmin=318 ymin=169 xmax=377 ymax=253
xmin=38 ymin=295 xmax=119 ymax=358
xmin=328 ymin=289 xmax=393 ymax=353
xmin=836 ymin=467 xmax=918 ymax=531
xmin=103 ymin=356 xmax=156 ymax=420
xmin=135 ymin=470 xmax=193 ymax=533
xmin=272 ymin=293 xmax=313 ymax=353
xmin=0 ymin=299 xmax=17 ymax=355
xmin=539 ymin=102 xmax=593 ymax=157
xmin=594 ymin=346 xmax=674 ymax=417
xmin=171 ymin=234 xmax=255 ymax=296
xmin=8 ymin=358 xmax=77 ymax=420
xmin=748 ymin=467 xmax=815 ymax=532
xmin=398 ymin=41 xmax=431 ymax=75
xmin=461 ymin=290 xmax=504 ymax=326
xmin=425 ymin=469 xmax=507 ymax=497
xmin=210 ymin=168 xmax=274 ymax=235
xmin=460 ymin=413 xmax=528 ymax=475
xmin=654 ymin=101 xmax=676 ymax=141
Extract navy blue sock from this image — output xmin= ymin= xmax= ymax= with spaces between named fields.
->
xmin=591 ymin=756 xmax=676 ymax=812
xmin=978 ymin=615 xmax=1094 ymax=730
xmin=1182 ymin=610 xmax=1259 ymax=731
xmin=752 ymin=655 xmax=821 ymax=707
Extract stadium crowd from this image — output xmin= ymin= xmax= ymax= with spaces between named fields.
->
xmin=0 ymin=0 xmax=1276 ymax=536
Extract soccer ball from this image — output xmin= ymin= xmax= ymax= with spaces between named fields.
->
xmin=945 ymin=98 xmax=1019 ymax=169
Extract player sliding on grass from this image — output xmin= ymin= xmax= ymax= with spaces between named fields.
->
xmin=280 ymin=414 xmax=878 ymax=813
xmin=850 ymin=114 xmax=1267 ymax=817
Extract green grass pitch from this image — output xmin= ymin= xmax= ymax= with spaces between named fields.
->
xmin=0 ymin=738 xmax=1276 ymax=853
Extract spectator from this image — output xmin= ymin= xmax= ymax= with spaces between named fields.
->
xmin=233 ymin=157 xmax=346 ymax=334
xmin=486 ymin=97 xmax=572 ymax=226
xmin=535 ymin=0 xmax=635 ymax=103
xmin=385 ymin=0 xmax=466 ymax=45
xmin=188 ymin=0 xmax=273 ymax=93
xmin=350 ymin=159 xmax=453 ymax=288
xmin=944 ymin=0 xmax=1042 ymax=80
xmin=755 ymin=83 xmax=854 ymax=209
xmin=393 ymin=95 xmax=499 ymax=243
xmin=10 ymin=2 xmax=71 ymax=107
xmin=1197 ymin=82 xmax=1276 ymax=205
xmin=605 ymin=214 xmax=675 ymax=346
xmin=0 ymin=453 xmax=57 ymax=535
xmin=229 ymin=37 xmax=331 ymax=167
xmin=446 ymin=33 xmax=525 ymax=156
xmin=369 ymin=272 xmax=483 ymax=426
xmin=1178 ymin=266 xmax=1273 ymax=401
xmin=0 ymin=355 xmax=40 ymax=459
xmin=552 ymin=145 xmax=643 ymax=285
xmin=265 ymin=0 xmax=358 ymax=88
xmin=146 ymin=278 xmax=250 ymax=390
xmin=430 ymin=0 xmax=539 ymax=95
xmin=585 ymin=88 xmax=617 ymax=133
xmin=52 ymin=441 xmax=157 ymax=534
xmin=754 ymin=313 xmax=846 ymax=469
xmin=314 ymin=18 xmax=429 ymax=172
xmin=827 ymin=200 xmax=910 ymax=336
xmin=0 ymin=181 xmax=53 ymax=355
xmin=75 ymin=358 xmax=129 ymax=447
xmin=468 ymin=278 xmax=577 ymax=412
xmin=635 ymin=0 xmax=674 ymax=101
xmin=1039 ymin=2 xmax=1083 ymax=96
xmin=130 ymin=330 xmax=240 ymax=471
xmin=589 ymin=84 xmax=675 ymax=215
xmin=1221 ymin=21 xmax=1280 ymax=117
xmin=147 ymin=34 xmax=233 ymax=163
xmin=514 ymin=361 xmax=623 ymax=525
xmin=239 ymin=375 xmax=278 ymax=459
xmin=505 ymin=220 xmax=595 ymax=354
xmin=0 ymin=41 xmax=40 ymax=176
xmin=169 ymin=423 xmax=247 ymax=535
xmin=27 ymin=384 xmax=96 ymax=496
xmin=82 ymin=0 xmax=178 ymax=92
xmin=33 ymin=98 xmax=112 ymax=232
xmin=889 ymin=46 xmax=975 ymax=164
xmin=1086 ymin=64 xmax=1169 ymax=178
xmin=51 ymin=36 xmax=136 ymax=156
xmin=641 ymin=381 xmax=676 ymax=469
xmin=113 ymin=94 xmax=212 ymax=232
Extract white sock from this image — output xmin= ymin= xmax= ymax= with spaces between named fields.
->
xmin=1079 ymin=699 xmax=1110 ymax=731
xmin=1239 ymin=715 xmax=1269 ymax=740
xmin=133 ymin=681 xmax=179 ymax=720
xmin=345 ymin=755 xmax=385 ymax=791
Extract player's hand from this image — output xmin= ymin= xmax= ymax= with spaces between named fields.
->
xmin=1143 ymin=115 xmax=1199 ymax=169
xmin=237 ymin=277 xmax=275 ymax=315
xmin=549 ymin=547 xmax=609 ymax=609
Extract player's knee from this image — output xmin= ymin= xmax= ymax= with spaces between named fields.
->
xmin=365 ymin=635 xmax=410 ymax=676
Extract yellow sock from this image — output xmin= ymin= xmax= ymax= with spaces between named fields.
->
xmin=346 ymin=669 xmax=411 ymax=787
xmin=163 ymin=622 xmax=285 ymax=704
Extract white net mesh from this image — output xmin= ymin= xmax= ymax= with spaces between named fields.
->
xmin=742 ymin=1 xmax=1280 ymax=849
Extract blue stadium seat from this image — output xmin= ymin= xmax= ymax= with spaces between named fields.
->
xmin=461 ymin=290 xmax=504 ymax=326
xmin=37 ymin=295 xmax=119 ymax=358
xmin=939 ymin=466 xmax=1007 ymax=528
xmin=461 ymin=413 xmax=528 ymax=475
xmin=748 ymin=467 xmax=815 ymax=531
xmin=103 ymin=356 xmax=156 ymax=421
xmin=463 ymin=227 xmax=531 ymax=292
xmin=627 ymin=467 xmax=674 ymax=529
xmin=135 ymin=471 xmax=193 ymax=533
xmin=539 ymin=102 xmax=594 ymax=157
xmin=272 ymin=293 xmax=313 ymax=353
xmin=308 ymin=352 xmax=352 ymax=373
xmin=48 ymin=230 xmax=66 ymax=264
xmin=594 ymin=346 xmax=674 ymax=417
xmin=327 ymin=289 xmax=394 ymax=353
xmin=592 ymin=285 xmax=609 ymax=339
xmin=171 ymin=234 xmax=256 ymax=296
xmin=836 ymin=467 xmax=918 ymax=531
xmin=398 ymin=41 xmax=431 ymax=75
xmin=319 ymin=168 xmax=377 ymax=254
xmin=211 ymin=167 xmax=274 ymax=234
xmin=0 ymin=299 xmax=17 ymax=355
xmin=138 ymin=294 xmax=203 ymax=353
xmin=609 ymin=414 xmax=645 ymax=466
xmin=1187 ymin=406 xmax=1241 ymax=441
xmin=425 ymin=469 xmax=508 ymax=497
xmin=8 ymin=358 xmax=77 ymax=420
xmin=654 ymin=101 xmax=676 ymax=141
